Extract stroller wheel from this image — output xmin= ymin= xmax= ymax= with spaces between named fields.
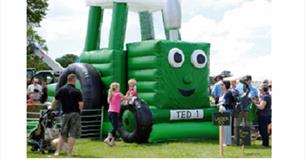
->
xmin=31 ymin=147 xmax=38 ymax=152
xmin=31 ymin=145 xmax=38 ymax=152
xmin=48 ymin=149 xmax=56 ymax=153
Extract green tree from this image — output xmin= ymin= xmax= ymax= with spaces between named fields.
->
xmin=27 ymin=0 xmax=48 ymax=45
xmin=27 ymin=0 xmax=48 ymax=26
xmin=56 ymin=54 xmax=79 ymax=68
xmin=27 ymin=0 xmax=49 ymax=70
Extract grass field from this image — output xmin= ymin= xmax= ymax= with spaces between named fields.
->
xmin=27 ymin=138 xmax=271 ymax=158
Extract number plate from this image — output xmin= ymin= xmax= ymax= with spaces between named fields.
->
xmin=170 ymin=109 xmax=204 ymax=120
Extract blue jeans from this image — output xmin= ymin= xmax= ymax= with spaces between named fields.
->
xmin=108 ymin=112 xmax=119 ymax=137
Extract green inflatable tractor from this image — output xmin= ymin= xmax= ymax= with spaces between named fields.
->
xmin=47 ymin=0 xmax=219 ymax=143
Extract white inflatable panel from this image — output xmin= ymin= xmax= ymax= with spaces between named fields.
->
xmin=85 ymin=0 xmax=165 ymax=12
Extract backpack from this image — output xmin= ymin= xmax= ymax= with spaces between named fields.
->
xmin=229 ymin=89 xmax=241 ymax=117
xmin=224 ymin=89 xmax=239 ymax=110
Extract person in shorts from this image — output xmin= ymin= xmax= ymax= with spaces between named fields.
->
xmin=51 ymin=74 xmax=83 ymax=157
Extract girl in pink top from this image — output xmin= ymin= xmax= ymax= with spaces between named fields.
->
xmin=104 ymin=82 xmax=124 ymax=146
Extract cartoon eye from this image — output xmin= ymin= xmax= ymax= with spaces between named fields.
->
xmin=191 ymin=49 xmax=207 ymax=68
xmin=168 ymin=48 xmax=185 ymax=68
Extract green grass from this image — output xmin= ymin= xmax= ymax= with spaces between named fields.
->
xmin=27 ymin=138 xmax=271 ymax=158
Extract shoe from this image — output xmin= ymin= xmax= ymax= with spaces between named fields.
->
xmin=109 ymin=138 xmax=116 ymax=146
xmin=261 ymin=144 xmax=269 ymax=148
xmin=104 ymin=137 xmax=110 ymax=143
xmin=54 ymin=150 xmax=60 ymax=156
xmin=104 ymin=136 xmax=113 ymax=146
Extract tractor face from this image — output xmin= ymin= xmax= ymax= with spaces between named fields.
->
xmin=127 ymin=40 xmax=210 ymax=109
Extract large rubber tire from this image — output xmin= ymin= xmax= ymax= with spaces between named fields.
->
xmin=56 ymin=63 xmax=103 ymax=109
xmin=118 ymin=98 xmax=153 ymax=143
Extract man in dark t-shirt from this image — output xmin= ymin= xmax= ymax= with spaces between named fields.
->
xmin=51 ymin=74 xmax=83 ymax=157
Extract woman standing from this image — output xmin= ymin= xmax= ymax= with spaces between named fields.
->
xmin=218 ymin=80 xmax=235 ymax=146
xmin=253 ymin=86 xmax=272 ymax=147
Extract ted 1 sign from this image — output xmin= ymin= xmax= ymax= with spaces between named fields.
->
xmin=170 ymin=109 xmax=204 ymax=120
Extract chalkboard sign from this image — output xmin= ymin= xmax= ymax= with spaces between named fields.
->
xmin=212 ymin=112 xmax=231 ymax=126
xmin=236 ymin=126 xmax=251 ymax=146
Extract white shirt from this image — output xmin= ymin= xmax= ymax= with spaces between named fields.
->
xmin=27 ymin=84 xmax=42 ymax=100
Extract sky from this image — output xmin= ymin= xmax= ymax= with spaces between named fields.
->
xmin=37 ymin=0 xmax=272 ymax=80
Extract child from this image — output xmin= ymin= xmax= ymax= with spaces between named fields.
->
xmin=104 ymin=82 xmax=123 ymax=146
xmin=125 ymin=79 xmax=138 ymax=105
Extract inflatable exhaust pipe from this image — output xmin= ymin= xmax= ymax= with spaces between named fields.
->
xmin=162 ymin=0 xmax=181 ymax=40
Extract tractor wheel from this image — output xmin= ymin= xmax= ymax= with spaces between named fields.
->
xmin=118 ymin=98 xmax=153 ymax=143
xmin=56 ymin=63 xmax=103 ymax=109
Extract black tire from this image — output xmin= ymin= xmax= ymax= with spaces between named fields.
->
xmin=118 ymin=98 xmax=153 ymax=143
xmin=56 ymin=63 xmax=103 ymax=109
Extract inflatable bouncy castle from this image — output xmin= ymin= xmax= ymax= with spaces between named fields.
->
xmin=47 ymin=0 xmax=219 ymax=143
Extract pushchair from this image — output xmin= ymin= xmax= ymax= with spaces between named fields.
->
xmin=28 ymin=108 xmax=61 ymax=154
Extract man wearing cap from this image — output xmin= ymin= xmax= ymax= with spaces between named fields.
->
xmin=236 ymin=75 xmax=258 ymax=125
xmin=51 ymin=74 xmax=84 ymax=157
xmin=211 ymin=75 xmax=223 ymax=104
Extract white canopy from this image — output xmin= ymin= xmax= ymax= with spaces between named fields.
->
xmin=223 ymin=76 xmax=242 ymax=81
xmin=85 ymin=0 xmax=165 ymax=12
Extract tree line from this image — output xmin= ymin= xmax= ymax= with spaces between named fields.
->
xmin=27 ymin=0 xmax=78 ymax=70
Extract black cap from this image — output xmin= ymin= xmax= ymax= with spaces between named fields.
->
xmin=214 ymin=75 xmax=223 ymax=81
xmin=245 ymin=75 xmax=252 ymax=81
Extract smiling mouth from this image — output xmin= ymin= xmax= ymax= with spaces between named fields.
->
xmin=178 ymin=88 xmax=195 ymax=96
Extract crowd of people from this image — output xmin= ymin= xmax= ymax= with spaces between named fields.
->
xmin=211 ymin=75 xmax=272 ymax=147
xmin=27 ymin=72 xmax=271 ymax=157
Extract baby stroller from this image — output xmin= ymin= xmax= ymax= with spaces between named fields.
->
xmin=28 ymin=108 xmax=61 ymax=154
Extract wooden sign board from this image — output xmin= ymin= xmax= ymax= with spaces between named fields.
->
xmin=212 ymin=112 xmax=231 ymax=126
xmin=236 ymin=126 xmax=251 ymax=146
